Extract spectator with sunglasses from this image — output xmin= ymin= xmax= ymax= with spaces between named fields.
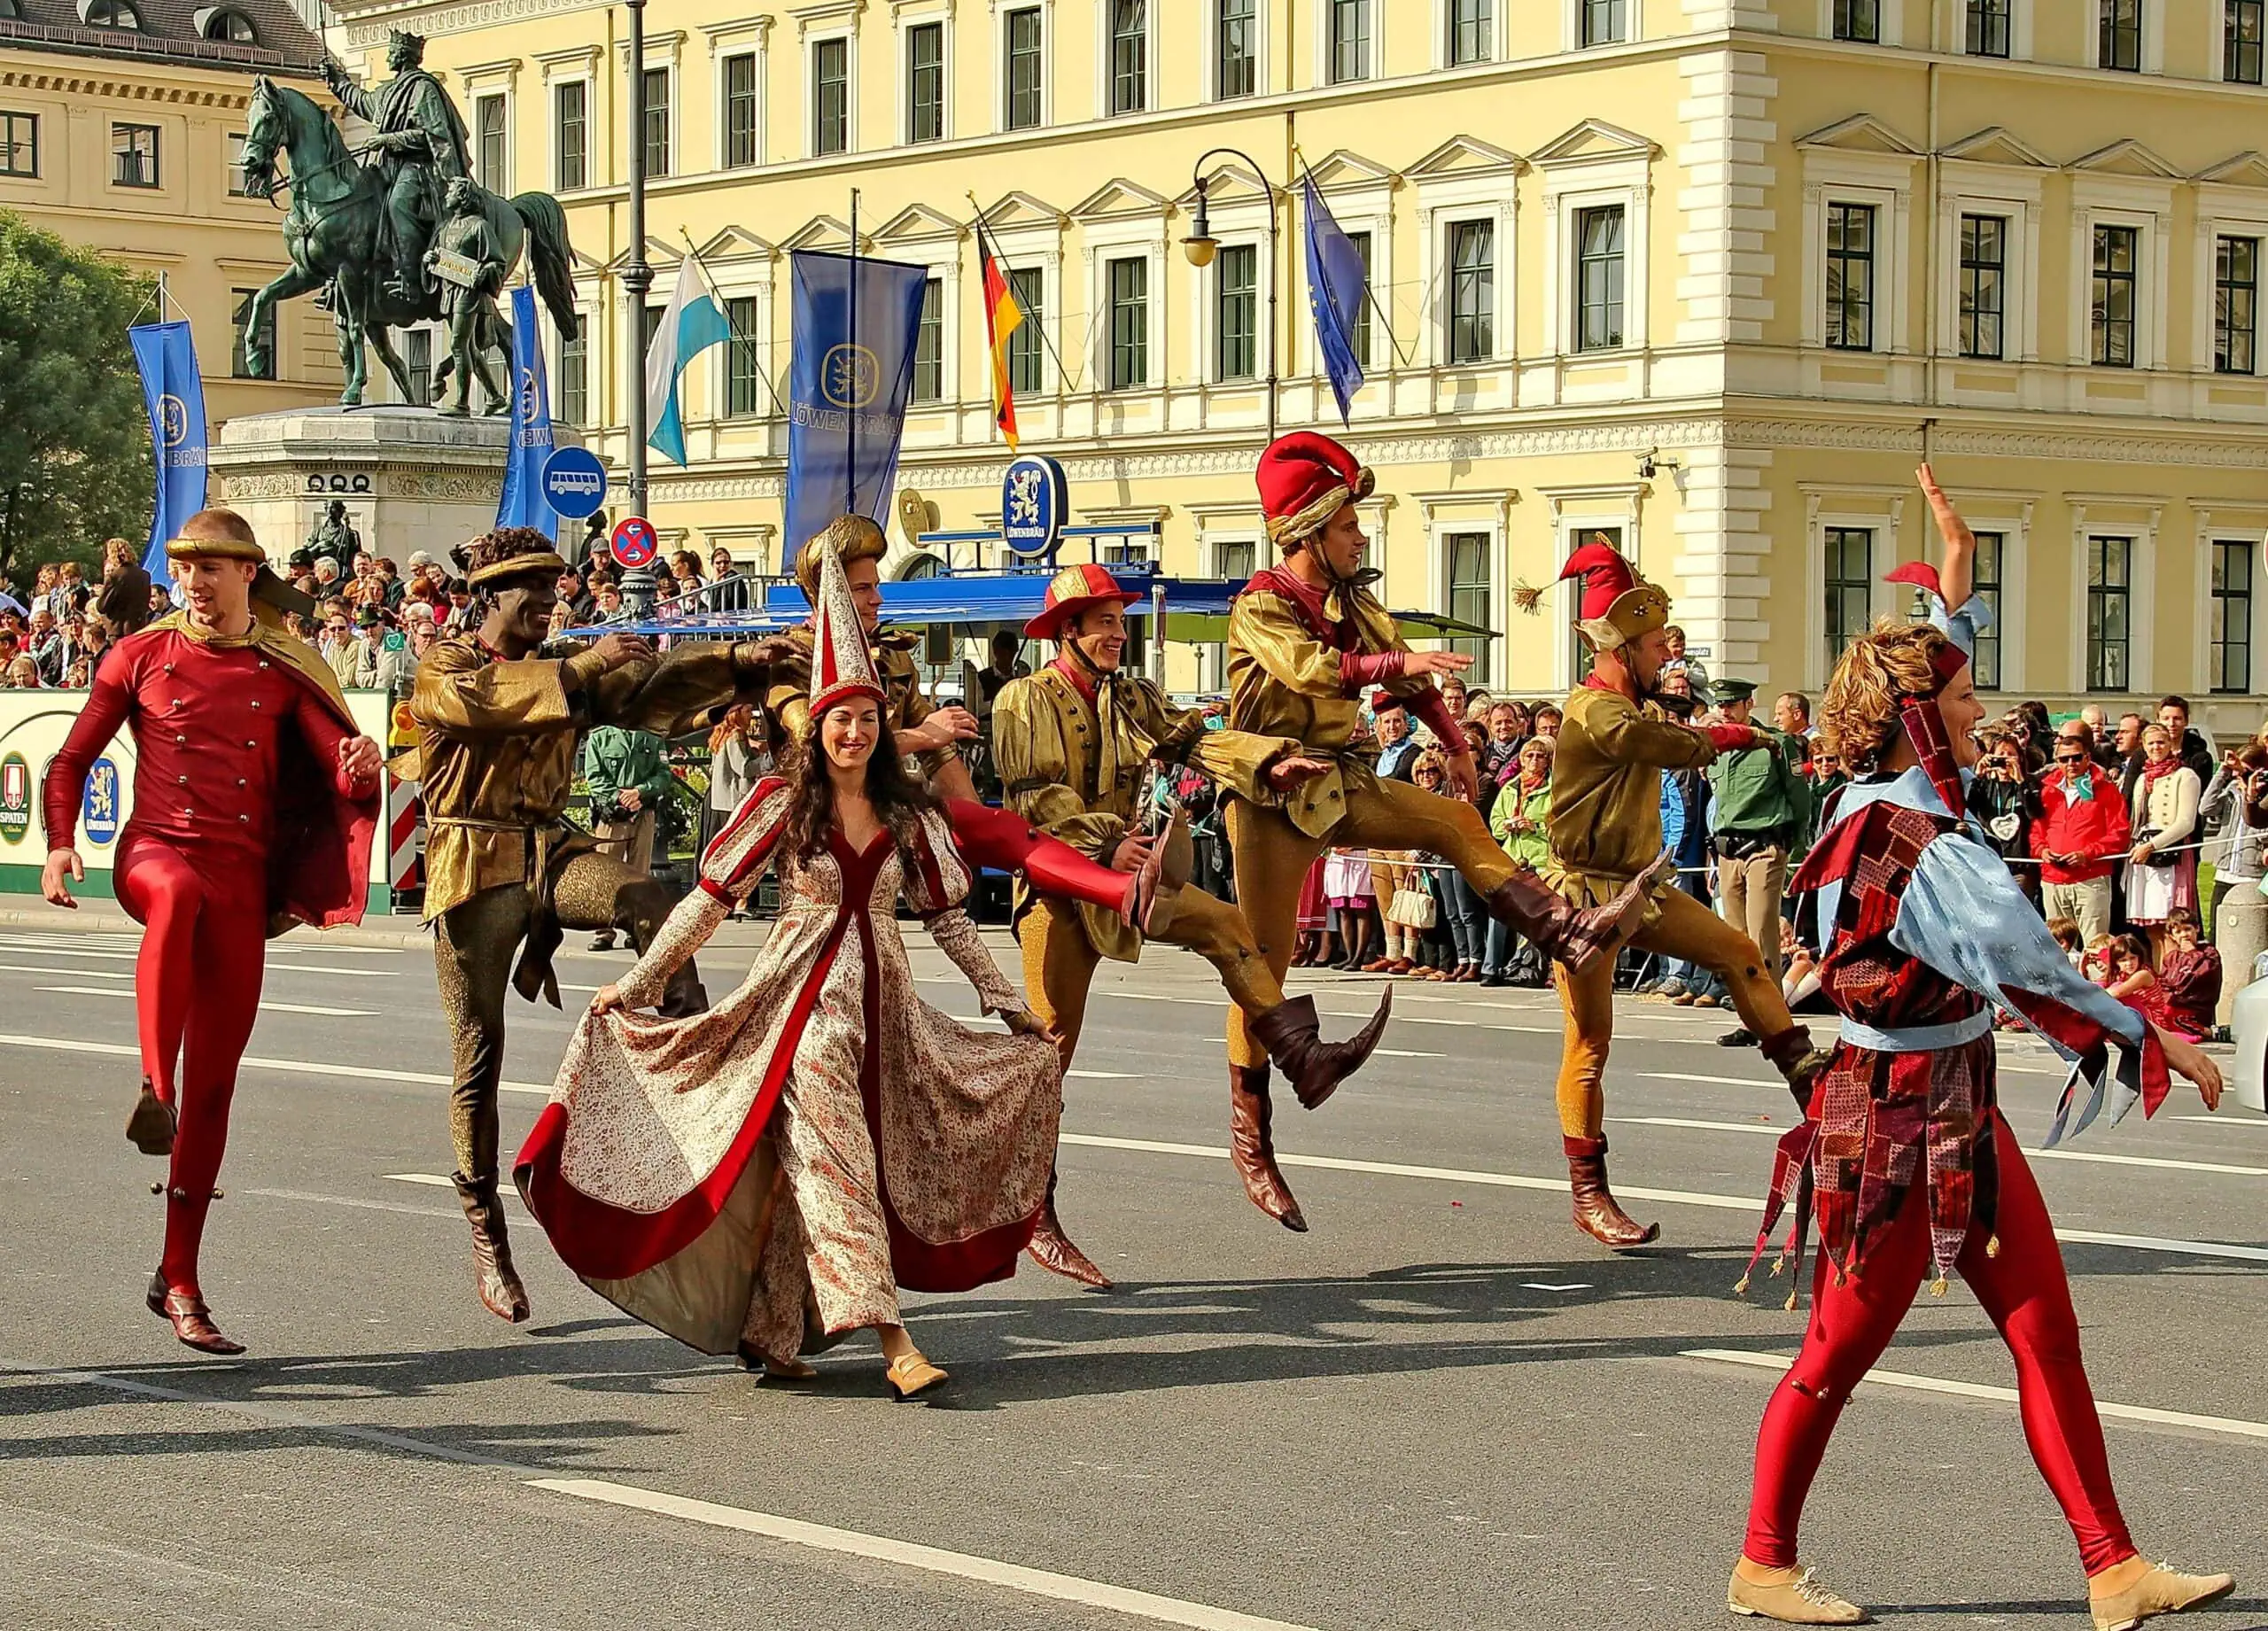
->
xmin=2033 ymin=722 xmax=2132 ymax=945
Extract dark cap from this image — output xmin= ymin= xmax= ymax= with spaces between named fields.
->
xmin=1713 ymin=677 xmax=1759 ymax=703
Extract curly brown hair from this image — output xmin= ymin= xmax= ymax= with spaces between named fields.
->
xmin=781 ymin=703 xmax=938 ymax=871
xmin=454 ymin=525 xmax=560 ymax=621
xmin=1817 ymin=618 xmax=1954 ymax=773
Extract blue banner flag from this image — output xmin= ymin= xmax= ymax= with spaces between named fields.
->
xmin=496 ymin=284 xmax=558 ymax=535
xmin=128 ymin=321 xmax=208 ymax=578
xmin=783 ymin=249 xmax=928 ymax=580
xmin=1302 ymin=173 xmax=1367 ymax=426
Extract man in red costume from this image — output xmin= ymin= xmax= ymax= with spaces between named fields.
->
xmin=42 ymin=509 xmax=382 ymax=1354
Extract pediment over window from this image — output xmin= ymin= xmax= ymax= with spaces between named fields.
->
xmin=978 ymin=190 xmax=1068 ymax=231
xmin=1069 ymin=177 xmax=1171 ymax=220
xmin=2067 ymin=139 xmax=2183 ymax=179
xmin=1529 ymin=119 xmax=1659 ymax=167
xmin=1795 ymin=114 xmax=1923 ymax=157
xmin=693 ymin=226 xmax=777 ymax=264
xmin=2196 ymin=151 xmax=2268 ymax=188
xmin=1403 ymin=134 xmax=1522 ymax=180
xmin=1175 ymin=160 xmax=1272 ymax=211
xmin=1301 ymin=148 xmax=1395 ymax=191
xmin=1939 ymin=126 xmax=2056 ymax=168
xmin=874 ymin=202 xmax=965 ymax=244
xmin=601 ymin=236 xmax=680 ymax=274
xmin=781 ymin=214 xmax=869 ymax=252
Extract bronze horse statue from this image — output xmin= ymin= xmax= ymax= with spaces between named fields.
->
xmin=237 ymin=75 xmax=579 ymax=408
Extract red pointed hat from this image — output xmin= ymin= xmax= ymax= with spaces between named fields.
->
xmin=1258 ymin=431 xmax=1374 ymax=549
xmin=1517 ymin=535 xmax=1671 ymax=652
xmin=1024 ymin=561 xmax=1141 ymax=641
xmin=807 ymin=537 xmax=886 ymax=718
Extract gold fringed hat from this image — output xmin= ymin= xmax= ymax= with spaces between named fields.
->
xmin=1257 ymin=431 xmax=1374 ymax=550
xmin=1513 ymin=535 xmax=1670 ymax=653
xmin=806 ymin=540 xmax=886 ymax=718
xmin=795 ymin=514 xmax=888 ymax=602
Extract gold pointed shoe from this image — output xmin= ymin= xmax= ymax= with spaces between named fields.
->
xmin=2089 ymin=1560 xmax=2234 ymax=1631
xmin=1156 ymin=808 xmax=1194 ymax=889
xmin=126 ymin=1083 xmax=176 ymax=1157
xmin=1728 ymin=1561 xmax=1868 ymax=1625
xmin=884 ymin=1352 xmax=951 ymax=1402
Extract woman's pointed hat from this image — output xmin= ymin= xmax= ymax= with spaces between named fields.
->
xmin=806 ymin=536 xmax=886 ymax=718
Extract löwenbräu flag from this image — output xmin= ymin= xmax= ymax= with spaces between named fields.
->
xmin=128 ymin=320 xmax=208 ymax=579
xmin=975 ymin=220 xmax=1024 ymax=450
xmin=782 ymin=249 xmax=928 ymax=583
xmin=645 ymin=257 xmax=733 ymax=466
xmin=496 ymin=283 xmax=558 ymax=535
xmin=1302 ymin=171 xmax=1367 ymax=426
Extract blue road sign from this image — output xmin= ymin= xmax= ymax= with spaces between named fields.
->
xmin=541 ymin=447 xmax=610 ymax=520
xmin=610 ymin=515 xmax=660 ymax=571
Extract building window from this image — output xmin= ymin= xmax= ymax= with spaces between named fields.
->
xmin=905 ymin=22 xmax=944 ymax=143
xmin=2218 ymin=236 xmax=2258 ymax=375
xmin=1216 ymin=0 xmax=1256 ymax=97
xmin=2086 ymin=536 xmax=2131 ymax=691
xmin=1107 ymin=255 xmax=1147 ymax=389
xmin=2233 ymin=0 xmax=2266 ymax=82
xmin=1330 ymin=0 xmax=1370 ymax=83
xmin=1446 ymin=532 xmax=1491 ymax=681
xmin=726 ymin=296 xmax=762 ymax=416
xmin=404 ymin=329 xmax=433 ymax=408
xmin=1832 ymin=0 xmax=1879 ymax=42
xmin=1967 ymin=0 xmax=2011 ymax=55
xmin=1216 ymin=243 xmax=1257 ymax=381
xmin=1447 ymin=219 xmax=1494 ymax=364
xmin=229 ymin=290 xmax=275 ymax=380
xmin=1958 ymin=213 xmax=2005 ymax=360
xmin=2212 ymin=540 xmax=2254 ymax=693
xmin=1581 ymin=0 xmax=1625 ymax=47
xmin=0 ymin=112 xmax=35 ymax=178
xmin=111 ymin=123 xmax=158 ymax=189
xmin=2100 ymin=0 xmax=2141 ymax=71
xmin=2092 ymin=222 xmax=2137 ymax=368
xmin=1006 ymin=266 xmax=1045 ymax=392
xmin=1005 ymin=7 xmax=1045 ymax=128
xmin=474 ymin=94 xmax=506 ymax=190
xmin=1449 ymin=0 xmax=1491 ymax=65
xmin=1573 ymin=204 xmax=1625 ymax=353
xmin=225 ymin=131 xmax=257 ymax=197
xmin=84 ymin=0 xmax=140 ymax=27
xmin=811 ymin=41 xmax=849 ymax=155
xmin=558 ymin=328 xmax=588 ymax=425
xmin=1969 ymin=531 xmax=2004 ymax=689
xmin=1109 ymin=0 xmax=1146 ymax=115
xmin=724 ymin=53 xmax=760 ymax=167
xmin=202 ymin=7 xmax=254 ymax=42
xmin=555 ymin=81 xmax=587 ymax=190
xmin=1823 ymin=526 xmax=1873 ymax=663
xmin=641 ymin=303 xmax=665 ymax=365
xmin=912 ymin=276 xmax=944 ymax=403
xmin=641 ymin=66 xmax=670 ymax=178
xmin=1346 ymin=229 xmax=1373 ymax=367
xmin=1822 ymin=201 xmax=1876 ymax=350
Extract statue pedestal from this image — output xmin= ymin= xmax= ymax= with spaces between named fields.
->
xmin=209 ymin=405 xmax=585 ymax=567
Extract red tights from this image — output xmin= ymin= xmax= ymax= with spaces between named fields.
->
xmin=1744 ymin=1113 xmax=2136 ymax=1576
xmin=944 ymin=799 xmax=1131 ymax=915
xmin=114 ymin=831 xmax=269 ymax=1297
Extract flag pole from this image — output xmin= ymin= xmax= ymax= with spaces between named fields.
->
xmin=846 ymin=187 xmax=859 ymax=519
xmin=678 ymin=227 xmax=789 ymax=418
xmin=967 ymin=191 xmax=1084 ymax=392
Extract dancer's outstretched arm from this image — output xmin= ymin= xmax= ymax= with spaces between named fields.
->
xmin=600 ymin=777 xmax=793 ymax=1012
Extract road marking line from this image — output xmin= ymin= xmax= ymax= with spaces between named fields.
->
xmin=1068 ymin=1070 xmax=1139 ymax=1080
xmin=1373 ymin=1049 xmax=1445 ymax=1059
xmin=244 ymin=1187 xmax=461 ymax=1220
xmin=0 ymin=962 xmax=130 ymax=979
xmin=1612 ymin=1115 xmax=2268 ymax=1177
xmin=34 ymin=986 xmax=377 ymax=1017
xmin=2174 ymin=1115 xmax=2268 ymax=1128
xmin=528 ymin=1479 xmax=1317 ymax=1631
xmin=1683 ymin=1349 xmax=2268 ymax=1443
xmin=1520 ymin=1283 xmax=1591 ymax=1293
xmin=0 ymin=944 xmax=400 ymax=977
xmin=1643 ymin=1073 xmax=1784 ymax=1090
xmin=0 ymin=1034 xmax=550 ymax=1096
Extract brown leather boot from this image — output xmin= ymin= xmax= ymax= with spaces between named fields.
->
xmin=1248 ymin=989 xmax=1394 ymax=1110
xmin=1759 ymin=1024 xmax=1834 ymax=1108
xmin=454 ymin=1173 xmax=531 ymax=1323
xmin=1486 ymin=861 xmax=1659 ymax=975
xmin=1565 ymin=1135 xmax=1658 ymax=1248
xmin=126 ymin=1079 xmax=176 ymax=1157
xmin=1026 ymin=1174 xmax=1111 ymax=1289
xmin=1230 ymin=1064 xmax=1306 ymax=1231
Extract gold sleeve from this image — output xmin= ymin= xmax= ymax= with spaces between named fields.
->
xmin=410 ymin=644 xmax=574 ymax=738
xmin=1228 ymin=591 xmax=1348 ymax=699
xmin=592 ymin=648 xmax=761 ymax=741
xmin=993 ymin=680 xmax=1128 ymax=861
xmin=1584 ymin=694 xmax=1717 ymax=771
xmin=1130 ymin=680 xmax=1298 ymax=806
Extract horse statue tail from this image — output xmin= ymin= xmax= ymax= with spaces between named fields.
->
xmin=512 ymin=191 xmax=579 ymax=340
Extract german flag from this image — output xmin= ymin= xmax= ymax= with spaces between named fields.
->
xmin=976 ymin=219 xmax=1025 ymax=451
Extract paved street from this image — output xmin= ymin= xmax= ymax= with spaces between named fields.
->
xmin=0 ymin=912 xmax=2263 ymax=1631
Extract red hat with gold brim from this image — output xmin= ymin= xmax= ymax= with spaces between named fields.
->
xmin=1514 ymin=535 xmax=1670 ymax=653
xmin=1258 ymin=431 xmax=1374 ymax=550
xmin=1023 ymin=562 xmax=1141 ymax=641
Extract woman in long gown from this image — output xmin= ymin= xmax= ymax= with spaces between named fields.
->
xmin=517 ymin=544 xmax=1062 ymax=1402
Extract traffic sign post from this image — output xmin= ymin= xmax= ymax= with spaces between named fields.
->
xmin=541 ymin=447 xmax=610 ymax=521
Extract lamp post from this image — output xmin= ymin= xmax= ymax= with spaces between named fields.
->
xmin=1180 ymin=146 xmax=1278 ymax=445
xmin=620 ymin=0 xmax=656 ymax=616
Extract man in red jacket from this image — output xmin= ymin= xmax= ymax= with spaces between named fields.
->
xmin=42 ymin=509 xmax=382 ymax=1355
xmin=2035 ymin=720 xmax=2132 ymax=945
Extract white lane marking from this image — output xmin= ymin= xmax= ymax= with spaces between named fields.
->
xmin=245 ymin=1187 xmax=460 ymax=1221
xmin=2174 ymin=1115 xmax=2268 ymax=1128
xmin=1643 ymin=1073 xmax=1784 ymax=1090
xmin=527 ymin=1478 xmax=1317 ymax=1631
xmin=1684 ymin=1349 xmax=2268 ymax=1443
xmin=1612 ymin=1115 xmax=2268 ymax=1178
xmin=1069 ymin=1070 xmax=1139 ymax=1080
xmin=0 ymin=963 xmax=128 ymax=979
xmin=0 ymin=1034 xmax=550 ymax=1096
xmin=1519 ymin=1283 xmax=1591 ymax=1293
xmin=0 ymin=944 xmax=400 ymax=977
xmin=1053 ymin=1135 xmax=2268 ymax=1262
xmin=384 ymin=1173 xmax=455 ymax=1187
xmin=34 ymin=986 xmax=377 ymax=1017
xmin=1373 ymin=1049 xmax=1445 ymax=1060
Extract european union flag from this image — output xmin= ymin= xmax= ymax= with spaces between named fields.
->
xmin=496 ymin=284 xmax=558 ymax=535
xmin=1302 ymin=173 xmax=1367 ymax=426
xmin=128 ymin=321 xmax=207 ymax=579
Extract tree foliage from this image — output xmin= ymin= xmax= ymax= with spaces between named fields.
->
xmin=0 ymin=209 xmax=156 ymax=583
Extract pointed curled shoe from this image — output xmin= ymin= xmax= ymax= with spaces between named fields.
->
xmin=453 ymin=1173 xmax=531 ymax=1324
xmin=145 ymin=1270 xmax=245 ymax=1356
xmin=1248 ymin=988 xmax=1394 ymax=1111
xmin=1565 ymin=1134 xmax=1659 ymax=1248
xmin=1026 ymin=1185 xmax=1112 ymax=1290
xmin=2088 ymin=1558 xmax=2234 ymax=1631
xmin=126 ymin=1082 xmax=176 ymax=1158
xmin=1229 ymin=1063 xmax=1307 ymax=1231
xmin=1728 ymin=1559 xmax=1869 ymax=1624
xmin=884 ymin=1351 xmax=951 ymax=1402
xmin=1484 ymin=864 xmax=1655 ymax=976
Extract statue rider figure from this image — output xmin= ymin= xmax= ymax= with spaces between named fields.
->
xmin=322 ymin=31 xmax=472 ymax=305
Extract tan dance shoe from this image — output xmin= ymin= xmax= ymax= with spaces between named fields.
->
xmin=884 ymin=1352 xmax=950 ymax=1402
xmin=2088 ymin=1557 xmax=2234 ymax=1631
xmin=1728 ymin=1559 xmax=1868 ymax=1624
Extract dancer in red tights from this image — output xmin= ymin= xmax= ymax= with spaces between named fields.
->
xmin=1725 ymin=470 xmax=2232 ymax=1629
xmin=42 ymin=509 xmax=380 ymax=1354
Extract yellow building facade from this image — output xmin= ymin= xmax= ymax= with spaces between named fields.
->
xmin=0 ymin=4 xmax=344 ymax=424
xmin=330 ymin=0 xmax=2268 ymax=729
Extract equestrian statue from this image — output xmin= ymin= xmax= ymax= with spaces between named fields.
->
xmin=237 ymin=31 xmax=579 ymax=413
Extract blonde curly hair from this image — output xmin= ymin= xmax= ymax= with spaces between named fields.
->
xmin=1817 ymin=618 xmax=1955 ymax=773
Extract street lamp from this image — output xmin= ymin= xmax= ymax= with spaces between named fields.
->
xmin=620 ymin=0 xmax=656 ymax=616
xmin=1180 ymin=148 xmax=1278 ymax=443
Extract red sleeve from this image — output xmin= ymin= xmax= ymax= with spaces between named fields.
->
xmin=1339 ymin=650 xmax=1407 ymax=692
xmin=292 ymin=684 xmax=367 ymax=799
xmin=42 ymin=648 xmax=135 ymax=849
xmin=1410 ymin=684 xmax=1464 ymax=749
xmin=1704 ymin=724 xmax=1760 ymax=753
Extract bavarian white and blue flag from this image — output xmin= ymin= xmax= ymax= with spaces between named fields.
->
xmin=644 ymin=257 xmax=733 ymax=466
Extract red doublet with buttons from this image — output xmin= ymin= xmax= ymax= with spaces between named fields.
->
xmin=43 ymin=614 xmax=378 ymax=1299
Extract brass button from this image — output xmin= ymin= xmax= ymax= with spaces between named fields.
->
xmin=245 ymin=739 xmax=256 ymax=749
xmin=175 ymin=734 xmax=186 ymax=745
xmin=235 ymin=777 xmax=246 ymax=788
xmin=237 ymin=813 xmax=249 ymax=823
xmin=250 ymin=700 xmax=260 ymax=711
xmin=176 ymin=774 xmax=188 ymax=785
xmin=258 ymin=660 xmax=269 ymax=670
